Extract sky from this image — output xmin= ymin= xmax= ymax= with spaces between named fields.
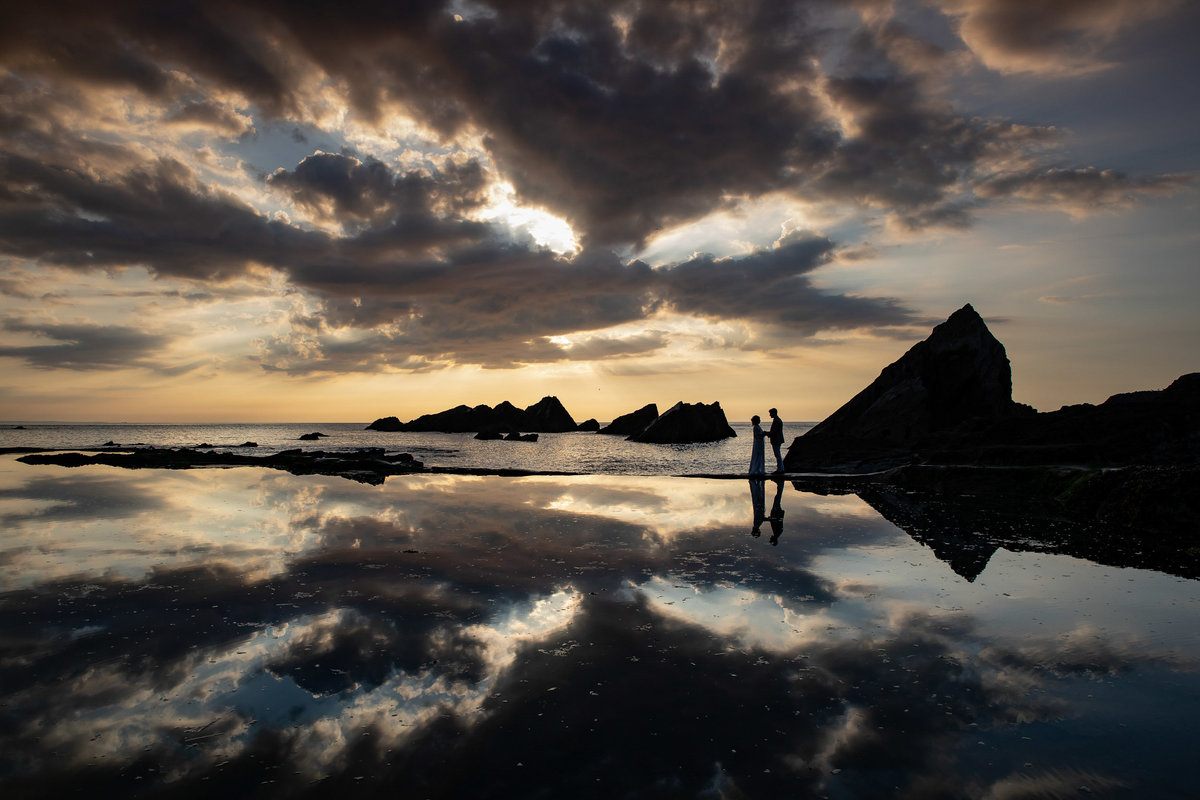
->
xmin=0 ymin=0 xmax=1197 ymax=424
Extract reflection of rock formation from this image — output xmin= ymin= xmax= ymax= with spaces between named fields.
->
xmin=807 ymin=465 xmax=1200 ymax=581
xmin=856 ymin=485 xmax=1000 ymax=581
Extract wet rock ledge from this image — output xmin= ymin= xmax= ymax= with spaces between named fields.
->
xmin=16 ymin=447 xmax=425 ymax=485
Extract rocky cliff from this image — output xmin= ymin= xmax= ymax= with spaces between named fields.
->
xmin=784 ymin=303 xmax=1199 ymax=472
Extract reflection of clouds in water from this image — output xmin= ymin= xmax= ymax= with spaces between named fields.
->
xmin=0 ymin=466 xmax=311 ymax=586
xmin=457 ymin=588 xmax=583 ymax=676
xmin=2 ymin=469 xmax=1199 ymax=796
xmin=635 ymin=575 xmax=839 ymax=653
xmin=535 ymin=475 xmax=742 ymax=541
xmin=6 ymin=589 xmax=585 ymax=784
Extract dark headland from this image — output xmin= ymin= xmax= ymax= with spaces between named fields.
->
xmin=785 ymin=303 xmax=1197 ymax=473
xmin=780 ymin=303 xmax=1198 ymax=546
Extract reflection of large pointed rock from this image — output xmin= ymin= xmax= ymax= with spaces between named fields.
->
xmin=856 ymin=485 xmax=1000 ymax=582
xmin=785 ymin=303 xmax=1030 ymax=471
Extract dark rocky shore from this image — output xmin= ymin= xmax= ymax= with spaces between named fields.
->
xmin=9 ymin=302 xmax=1197 ymax=549
xmin=784 ymin=304 xmax=1198 ymax=472
xmin=772 ymin=302 xmax=1199 ymax=564
xmin=15 ymin=447 xmax=427 ymax=485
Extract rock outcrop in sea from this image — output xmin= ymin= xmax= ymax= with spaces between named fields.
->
xmin=629 ymin=401 xmax=737 ymax=444
xmin=368 ymin=396 xmax=576 ymax=434
xmin=597 ymin=403 xmax=658 ymax=436
xmin=784 ymin=303 xmax=1199 ymax=472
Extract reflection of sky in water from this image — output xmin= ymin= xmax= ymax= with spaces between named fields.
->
xmin=1 ymin=457 xmax=1198 ymax=798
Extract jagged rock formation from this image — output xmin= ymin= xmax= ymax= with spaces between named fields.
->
xmin=786 ymin=303 xmax=1029 ymax=471
xmin=523 ymin=396 xmax=578 ymax=432
xmin=368 ymin=396 xmax=576 ymax=433
xmin=784 ymin=303 xmax=1200 ymax=472
xmin=576 ymin=418 xmax=601 ymax=432
xmin=629 ymin=401 xmax=736 ymax=444
xmin=596 ymin=403 xmax=658 ymax=436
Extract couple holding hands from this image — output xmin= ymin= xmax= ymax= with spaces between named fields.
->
xmin=749 ymin=407 xmax=784 ymax=475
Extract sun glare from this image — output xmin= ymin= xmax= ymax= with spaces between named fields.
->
xmin=478 ymin=181 xmax=579 ymax=255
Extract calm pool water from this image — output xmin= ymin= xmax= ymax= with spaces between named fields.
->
xmin=1 ymin=457 xmax=1197 ymax=798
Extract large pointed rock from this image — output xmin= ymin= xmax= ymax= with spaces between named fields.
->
xmin=785 ymin=304 xmax=1028 ymax=470
xmin=597 ymin=403 xmax=658 ymax=436
xmin=629 ymin=401 xmax=736 ymax=444
xmin=524 ymin=396 xmax=577 ymax=432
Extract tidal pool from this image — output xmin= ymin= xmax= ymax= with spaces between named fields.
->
xmin=1 ymin=459 xmax=1197 ymax=798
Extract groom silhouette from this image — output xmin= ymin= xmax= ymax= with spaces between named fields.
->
xmin=768 ymin=408 xmax=784 ymax=473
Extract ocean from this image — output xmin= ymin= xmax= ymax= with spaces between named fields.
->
xmin=2 ymin=425 xmax=1199 ymax=797
xmin=0 ymin=420 xmax=815 ymax=475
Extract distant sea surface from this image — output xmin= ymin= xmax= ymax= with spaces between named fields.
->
xmin=0 ymin=420 xmax=815 ymax=475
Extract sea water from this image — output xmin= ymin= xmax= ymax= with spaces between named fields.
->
xmin=1 ymin=461 xmax=1198 ymax=798
xmin=0 ymin=420 xmax=814 ymax=475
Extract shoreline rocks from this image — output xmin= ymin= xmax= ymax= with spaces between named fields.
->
xmin=18 ymin=447 xmax=423 ymax=485
xmin=597 ymin=403 xmax=658 ymax=437
xmin=629 ymin=401 xmax=737 ymax=444
xmin=785 ymin=303 xmax=1199 ymax=472
xmin=368 ymin=395 xmax=576 ymax=433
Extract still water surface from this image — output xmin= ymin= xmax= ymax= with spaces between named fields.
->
xmin=1 ymin=458 xmax=1197 ymax=798
xmin=0 ymin=421 xmax=814 ymax=475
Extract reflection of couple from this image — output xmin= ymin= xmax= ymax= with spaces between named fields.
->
xmin=749 ymin=407 xmax=784 ymax=475
xmin=749 ymin=477 xmax=785 ymax=545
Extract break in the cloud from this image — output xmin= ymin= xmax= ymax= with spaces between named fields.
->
xmin=0 ymin=0 xmax=1195 ymax=412
xmin=1 ymin=141 xmax=912 ymax=372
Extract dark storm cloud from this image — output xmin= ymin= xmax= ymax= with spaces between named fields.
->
xmin=1 ymin=119 xmax=906 ymax=371
xmin=973 ymin=165 xmax=1193 ymax=210
xmin=428 ymin=3 xmax=836 ymax=247
xmin=0 ymin=151 xmax=323 ymax=281
xmin=6 ymin=0 xmax=1181 ymax=250
xmin=658 ymin=232 xmax=910 ymax=335
xmin=267 ymin=152 xmax=490 ymax=229
xmin=1 ymin=0 xmax=1193 ymax=375
xmin=0 ymin=319 xmax=176 ymax=371
xmin=164 ymin=100 xmax=252 ymax=136
xmin=940 ymin=0 xmax=1182 ymax=74
xmin=252 ymin=236 xmax=912 ymax=373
